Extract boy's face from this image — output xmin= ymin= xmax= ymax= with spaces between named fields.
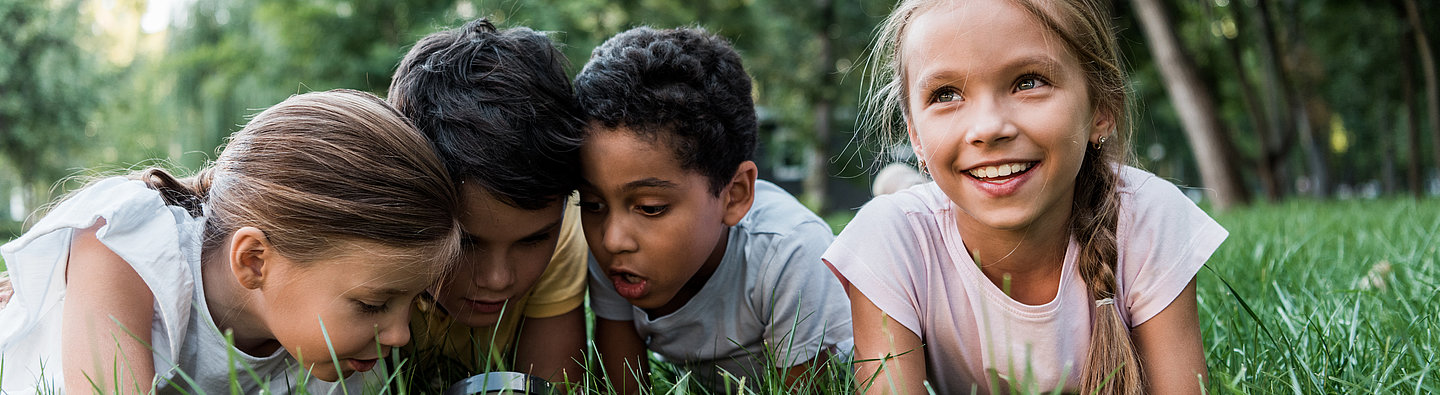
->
xmin=577 ymin=127 xmax=741 ymax=315
xmin=431 ymin=184 xmax=564 ymax=328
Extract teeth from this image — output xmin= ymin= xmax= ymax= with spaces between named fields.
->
xmin=621 ymin=273 xmax=642 ymax=284
xmin=968 ymin=162 xmax=1032 ymax=179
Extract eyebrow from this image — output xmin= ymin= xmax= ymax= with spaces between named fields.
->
xmin=914 ymin=55 xmax=1063 ymax=91
xmin=621 ymin=178 xmax=679 ymax=193
xmin=522 ymin=219 xmax=564 ymax=240
xmin=360 ymin=286 xmax=412 ymax=297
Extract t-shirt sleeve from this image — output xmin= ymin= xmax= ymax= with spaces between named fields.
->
xmin=754 ymin=220 xmax=850 ymax=367
xmin=1117 ymin=171 xmax=1229 ymax=327
xmin=587 ymin=254 xmax=635 ymax=321
xmin=820 ymin=195 xmax=927 ymax=338
xmin=523 ymin=199 xmax=588 ymax=318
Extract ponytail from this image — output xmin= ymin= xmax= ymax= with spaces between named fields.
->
xmin=133 ymin=167 xmax=215 ymax=218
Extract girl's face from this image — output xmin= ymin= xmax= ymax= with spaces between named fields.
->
xmin=260 ymin=244 xmax=435 ymax=381
xmin=903 ymin=0 xmax=1109 ymax=239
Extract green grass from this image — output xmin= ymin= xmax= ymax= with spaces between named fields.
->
xmin=1199 ymin=198 xmax=1440 ymax=393
xmin=3 ymin=198 xmax=1437 ymax=393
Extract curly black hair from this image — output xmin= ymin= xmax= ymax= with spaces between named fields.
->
xmin=388 ymin=19 xmax=584 ymax=209
xmin=574 ymin=26 xmax=757 ymax=195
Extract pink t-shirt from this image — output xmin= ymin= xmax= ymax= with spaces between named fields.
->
xmin=823 ymin=166 xmax=1227 ymax=393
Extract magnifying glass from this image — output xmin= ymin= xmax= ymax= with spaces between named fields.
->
xmin=442 ymin=372 xmax=555 ymax=395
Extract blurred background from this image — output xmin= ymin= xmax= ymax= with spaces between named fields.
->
xmin=1 ymin=0 xmax=1437 ymax=234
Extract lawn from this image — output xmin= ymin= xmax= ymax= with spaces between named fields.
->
xmin=1 ymin=198 xmax=1436 ymax=393
xmin=1197 ymin=198 xmax=1439 ymax=393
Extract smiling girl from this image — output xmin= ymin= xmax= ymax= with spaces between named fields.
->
xmin=823 ymin=0 xmax=1227 ymax=394
xmin=0 ymin=90 xmax=462 ymax=394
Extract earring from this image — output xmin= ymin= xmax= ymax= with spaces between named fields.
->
xmin=917 ymin=158 xmax=929 ymax=176
xmin=1092 ymin=135 xmax=1109 ymax=150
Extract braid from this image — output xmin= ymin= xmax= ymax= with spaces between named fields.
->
xmin=1073 ymin=145 xmax=1142 ymax=394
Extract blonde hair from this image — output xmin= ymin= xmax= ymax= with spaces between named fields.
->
xmin=135 ymin=89 xmax=462 ymax=276
xmin=861 ymin=0 xmax=1142 ymax=393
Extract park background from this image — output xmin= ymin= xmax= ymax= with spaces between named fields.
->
xmin=1 ymin=0 xmax=1437 ymax=393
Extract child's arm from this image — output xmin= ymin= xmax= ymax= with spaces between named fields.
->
xmin=595 ymin=317 xmax=649 ymax=395
xmin=1131 ymin=278 xmax=1206 ymax=393
xmin=848 ymin=282 xmax=925 ymax=395
xmin=61 ymin=221 xmax=158 ymax=393
xmin=513 ymin=306 xmax=586 ymax=387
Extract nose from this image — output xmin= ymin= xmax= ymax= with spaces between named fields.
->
xmin=599 ymin=214 xmax=638 ymax=255
xmin=376 ymin=313 xmax=411 ymax=348
xmin=472 ymin=248 xmax=514 ymax=291
xmin=962 ymin=95 xmax=1017 ymax=146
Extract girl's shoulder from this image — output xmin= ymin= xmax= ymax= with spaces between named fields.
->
xmin=12 ymin=177 xmax=197 ymax=244
xmin=854 ymin=181 xmax=948 ymax=221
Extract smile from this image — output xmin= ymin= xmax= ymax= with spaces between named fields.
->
xmin=966 ymin=162 xmax=1036 ymax=183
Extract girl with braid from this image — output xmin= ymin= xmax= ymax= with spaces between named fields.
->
xmin=823 ymin=0 xmax=1226 ymax=393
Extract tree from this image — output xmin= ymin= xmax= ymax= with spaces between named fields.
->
xmin=0 ymin=0 xmax=97 ymax=213
xmin=1131 ymin=0 xmax=1249 ymax=210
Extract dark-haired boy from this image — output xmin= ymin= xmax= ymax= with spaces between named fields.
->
xmin=575 ymin=26 xmax=853 ymax=392
xmin=387 ymin=19 xmax=587 ymax=386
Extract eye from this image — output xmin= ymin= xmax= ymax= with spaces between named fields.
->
xmin=1015 ymin=75 xmax=1048 ymax=92
xmin=355 ymin=300 xmax=388 ymax=315
xmin=637 ymin=205 xmax=668 ymax=216
xmin=931 ymin=88 xmax=962 ymax=103
xmin=518 ymin=231 xmax=554 ymax=246
xmin=576 ymin=200 xmax=604 ymax=213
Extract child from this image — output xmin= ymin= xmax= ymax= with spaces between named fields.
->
xmin=385 ymin=19 xmax=588 ymax=386
xmin=0 ymin=90 xmax=463 ymax=394
xmin=824 ymin=0 xmax=1228 ymax=394
xmin=574 ymin=26 xmax=853 ymax=393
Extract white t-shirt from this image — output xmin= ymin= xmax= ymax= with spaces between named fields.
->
xmin=589 ymin=180 xmax=853 ymax=390
xmin=0 ymin=177 xmax=355 ymax=394
xmin=823 ymin=166 xmax=1228 ymax=394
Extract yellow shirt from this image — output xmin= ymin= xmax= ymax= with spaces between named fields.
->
xmin=407 ymin=197 xmax=587 ymax=373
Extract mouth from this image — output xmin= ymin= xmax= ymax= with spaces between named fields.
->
xmin=965 ymin=161 xmax=1036 ymax=183
xmin=347 ymin=358 xmax=379 ymax=373
xmin=463 ymin=298 xmax=507 ymax=314
xmin=608 ymin=270 xmax=649 ymax=300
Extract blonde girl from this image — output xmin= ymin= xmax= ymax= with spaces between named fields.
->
xmin=823 ymin=0 xmax=1227 ymax=394
xmin=0 ymin=89 xmax=462 ymax=394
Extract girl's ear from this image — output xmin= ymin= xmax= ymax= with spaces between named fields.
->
xmin=906 ymin=121 xmax=926 ymax=164
xmin=1090 ymin=108 xmax=1116 ymax=144
xmin=721 ymin=161 xmax=758 ymax=226
xmin=229 ymin=227 xmax=273 ymax=290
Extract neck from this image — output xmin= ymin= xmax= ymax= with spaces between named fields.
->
xmin=200 ymin=249 xmax=280 ymax=356
xmin=955 ymin=208 xmax=1072 ymax=305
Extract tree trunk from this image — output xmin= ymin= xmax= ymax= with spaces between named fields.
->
xmin=1131 ymin=0 xmax=1249 ymax=210
xmin=1403 ymin=0 xmax=1440 ymax=188
xmin=1402 ymin=16 xmax=1424 ymax=199
xmin=803 ymin=0 xmax=835 ymax=212
xmin=1218 ymin=1 xmax=1282 ymax=201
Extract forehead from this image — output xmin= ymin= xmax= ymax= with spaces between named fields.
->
xmin=580 ymin=127 xmax=707 ymax=192
xmin=303 ymin=243 xmax=440 ymax=290
xmin=900 ymin=0 xmax=1075 ymax=81
xmin=458 ymin=183 xmax=565 ymax=239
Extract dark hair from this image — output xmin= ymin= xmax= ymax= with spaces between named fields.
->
xmin=574 ymin=26 xmax=757 ymax=194
xmin=138 ymin=89 xmax=463 ymax=273
xmin=388 ymin=18 xmax=585 ymax=210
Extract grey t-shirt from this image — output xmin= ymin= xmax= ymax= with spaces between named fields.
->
xmin=589 ymin=180 xmax=853 ymax=389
